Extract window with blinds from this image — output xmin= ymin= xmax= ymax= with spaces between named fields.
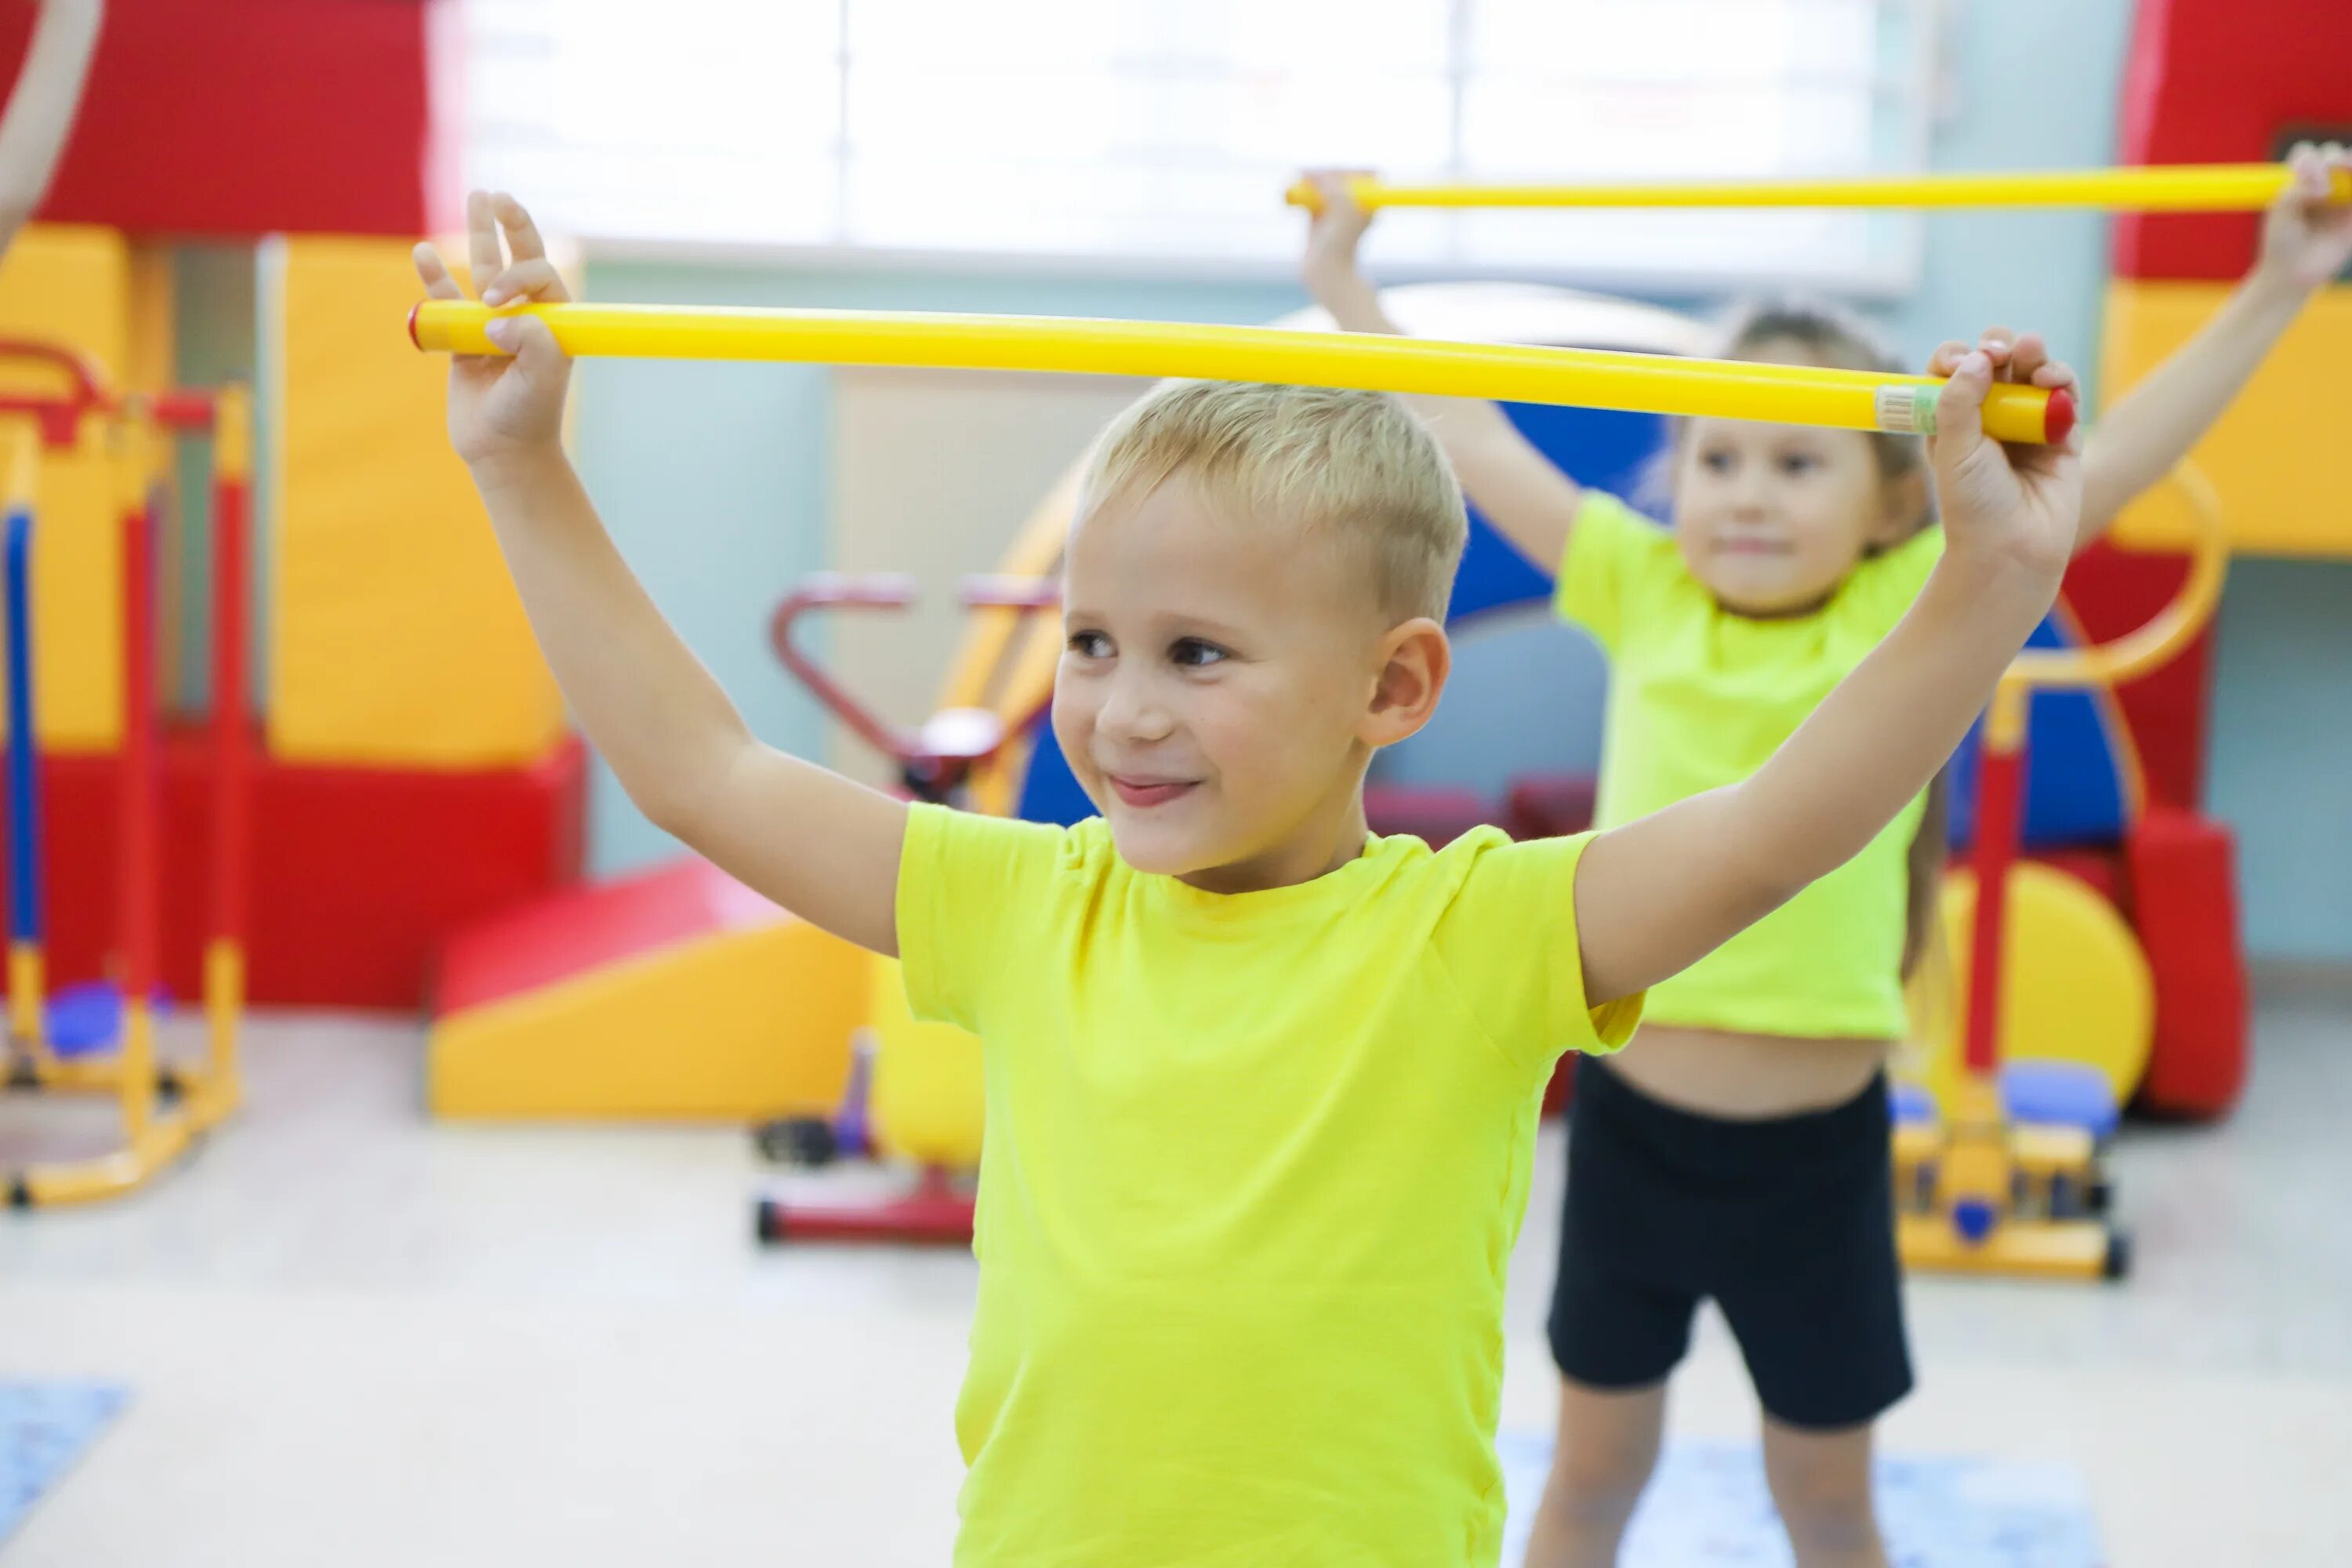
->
xmin=453 ymin=0 xmax=1927 ymax=288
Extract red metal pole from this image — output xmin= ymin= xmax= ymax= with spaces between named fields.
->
xmin=118 ymin=466 xmax=160 ymax=1135
xmin=1960 ymin=685 xmax=2029 ymax=1078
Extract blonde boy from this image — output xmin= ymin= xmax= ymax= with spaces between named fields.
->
xmin=419 ymin=192 xmax=2084 ymax=1567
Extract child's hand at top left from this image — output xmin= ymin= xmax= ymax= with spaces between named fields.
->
xmin=2256 ymin=140 xmax=2352 ymax=295
xmin=413 ymin=191 xmax=571 ymax=471
xmin=1299 ymin=169 xmax=1378 ymax=293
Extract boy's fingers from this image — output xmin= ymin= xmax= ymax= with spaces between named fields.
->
xmin=1927 ymin=339 xmax=1969 ymax=375
xmin=1932 ymin=349 xmax=1992 ymax=459
xmin=2005 ymin=332 xmax=2050 ymax=383
xmin=466 ymin=190 xmax=504 ymax=296
xmin=485 ymin=314 xmax=566 ymax=376
xmin=412 ymin=243 xmax=466 ymax=301
xmin=481 ymin=258 xmax=565 ymax=308
xmin=2031 ymin=353 xmax=2078 ymax=391
xmin=492 ymin=192 xmax=556 ymax=271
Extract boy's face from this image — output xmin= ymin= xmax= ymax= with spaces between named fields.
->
xmin=1670 ymin=416 xmax=1912 ymax=617
xmin=1053 ymin=473 xmax=1422 ymax=891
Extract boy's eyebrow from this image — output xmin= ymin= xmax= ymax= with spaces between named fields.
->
xmin=1062 ymin=602 xmax=1258 ymax=644
xmin=1143 ymin=604 xmax=1261 ymax=645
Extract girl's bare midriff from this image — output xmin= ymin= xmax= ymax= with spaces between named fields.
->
xmin=1602 ymin=1023 xmax=1891 ymax=1120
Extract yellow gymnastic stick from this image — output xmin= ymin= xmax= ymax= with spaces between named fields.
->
xmin=1284 ymin=162 xmax=2352 ymax=213
xmin=409 ymin=301 xmax=2074 ymax=445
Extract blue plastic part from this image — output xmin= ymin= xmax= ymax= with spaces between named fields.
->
xmin=5 ymin=506 xmax=40 ymax=946
xmin=1450 ymin=401 xmax=1671 ymax=623
xmin=45 ymin=982 xmax=125 ymax=1057
xmin=1952 ymin=1196 xmax=1998 ymax=1245
xmin=42 ymin=982 xmax=168 ymax=1059
xmin=1888 ymin=1081 xmax=1937 ymax=1126
xmin=831 ymin=1036 xmax=877 ymax=1159
xmin=1013 ymin=717 xmax=1094 ymax=828
xmin=2001 ymin=1060 xmax=2121 ymax=1140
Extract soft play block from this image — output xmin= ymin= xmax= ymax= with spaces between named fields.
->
xmin=2125 ymin=808 xmax=2248 ymax=1119
xmin=0 ymin=226 xmax=132 ymax=748
xmin=430 ymin=857 xmax=868 ymax=1122
xmin=1504 ymin=774 xmax=1597 ymax=842
xmin=0 ymin=0 xmax=432 ymax=239
xmin=2111 ymin=0 xmax=2352 ymax=281
xmin=1363 ymin=785 xmax=1498 ymax=849
xmin=18 ymin=733 xmax=585 ymax=1008
xmin=267 ymin=235 xmax=564 ymax=768
xmin=2102 ymin=281 xmax=2352 ymax=559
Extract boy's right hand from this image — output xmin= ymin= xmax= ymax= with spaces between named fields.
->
xmin=414 ymin=191 xmax=572 ymax=472
xmin=1298 ymin=169 xmax=1377 ymax=292
xmin=1926 ymin=338 xmax=2082 ymax=591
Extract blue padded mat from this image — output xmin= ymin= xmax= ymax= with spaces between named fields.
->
xmin=0 ymin=1380 xmax=129 ymax=1544
xmin=1500 ymin=1433 xmax=2104 ymax=1567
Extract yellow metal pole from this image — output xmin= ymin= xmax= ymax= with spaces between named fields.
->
xmin=408 ymin=301 xmax=2074 ymax=446
xmin=1284 ymin=162 xmax=2352 ymax=213
xmin=205 ymin=383 xmax=252 ymax=1115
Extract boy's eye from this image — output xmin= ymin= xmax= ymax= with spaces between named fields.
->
xmin=1779 ymin=452 xmax=1820 ymax=476
xmin=1700 ymin=448 xmax=1734 ymax=474
xmin=1170 ymin=638 xmax=1229 ymax=669
xmin=1067 ymin=630 xmax=1112 ymax=659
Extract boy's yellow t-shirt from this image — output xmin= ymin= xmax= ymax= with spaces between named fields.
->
xmin=897 ymin=802 xmax=1642 ymax=1567
xmin=1557 ymin=491 xmax=1944 ymax=1040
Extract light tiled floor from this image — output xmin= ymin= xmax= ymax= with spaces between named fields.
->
xmin=4 ymin=983 xmax=2349 ymax=1566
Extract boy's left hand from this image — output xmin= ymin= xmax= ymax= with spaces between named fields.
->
xmin=1924 ymin=335 xmax=2082 ymax=584
xmin=2256 ymin=140 xmax=2352 ymax=293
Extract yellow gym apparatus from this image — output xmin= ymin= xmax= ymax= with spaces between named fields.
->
xmin=1 ymin=340 xmax=252 ymax=1209
xmin=1893 ymin=464 xmax=2227 ymax=1280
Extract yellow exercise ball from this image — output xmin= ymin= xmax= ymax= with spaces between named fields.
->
xmin=866 ymin=957 xmax=985 ymax=1171
xmin=1900 ymin=862 xmax=2154 ymax=1112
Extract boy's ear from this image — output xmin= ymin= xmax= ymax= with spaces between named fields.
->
xmin=1871 ymin=467 xmax=1933 ymax=550
xmin=1364 ymin=618 xmax=1451 ymax=747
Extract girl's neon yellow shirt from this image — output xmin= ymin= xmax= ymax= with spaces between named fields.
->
xmin=1559 ymin=492 xmax=1944 ymax=1040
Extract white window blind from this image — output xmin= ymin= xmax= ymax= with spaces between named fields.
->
xmin=455 ymin=0 xmax=1928 ymax=288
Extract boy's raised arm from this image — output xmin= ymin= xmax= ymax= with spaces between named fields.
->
xmin=1573 ymin=345 xmax=2082 ymax=1006
xmin=422 ymin=192 xmax=907 ymax=956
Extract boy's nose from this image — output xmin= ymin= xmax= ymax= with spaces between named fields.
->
xmin=1098 ymin=674 xmax=1176 ymax=744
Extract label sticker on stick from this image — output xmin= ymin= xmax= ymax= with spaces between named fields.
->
xmin=1874 ymin=386 xmax=1937 ymax=435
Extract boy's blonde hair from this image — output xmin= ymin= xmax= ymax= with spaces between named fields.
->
xmin=1079 ymin=380 xmax=1468 ymax=622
